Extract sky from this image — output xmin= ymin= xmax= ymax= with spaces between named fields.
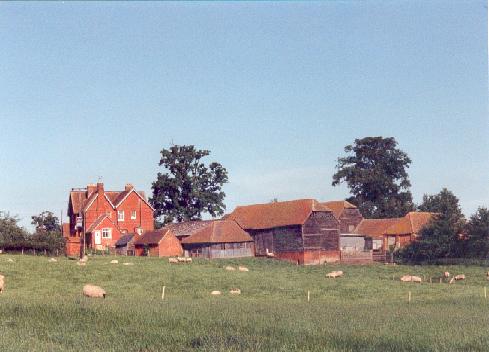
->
xmin=0 ymin=1 xmax=487 ymax=230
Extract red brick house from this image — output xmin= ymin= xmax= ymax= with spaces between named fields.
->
xmin=64 ymin=182 xmax=154 ymax=256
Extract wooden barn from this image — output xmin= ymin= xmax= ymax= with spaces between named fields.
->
xmin=353 ymin=218 xmax=401 ymax=262
xmin=181 ymin=220 xmax=254 ymax=259
xmin=228 ymin=199 xmax=340 ymax=265
xmin=133 ymin=230 xmax=183 ymax=257
xmin=384 ymin=212 xmax=435 ymax=249
xmin=114 ymin=234 xmax=136 ymax=256
xmin=322 ymin=200 xmax=363 ymax=233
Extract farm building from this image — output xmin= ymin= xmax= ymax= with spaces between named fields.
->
xmin=63 ymin=182 xmax=154 ymax=256
xmin=384 ymin=212 xmax=435 ymax=249
xmin=181 ymin=220 xmax=254 ymax=259
xmin=227 ymin=199 xmax=340 ymax=265
xmin=133 ymin=230 xmax=183 ymax=257
xmin=164 ymin=220 xmax=215 ymax=242
xmin=353 ymin=218 xmax=402 ymax=252
xmin=114 ymin=234 xmax=136 ymax=256
xmin=322 ymin=200 xmax=363 ymax=233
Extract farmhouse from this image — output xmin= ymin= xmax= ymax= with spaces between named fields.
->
xmin=322 ymin=200 xmax=363 ymax=233
xmin=133 ymin=230 xmax=183 ymax=257
xmin=63 ymin=182 xmax=154 ymax=256
xmin=181 ymin=220 xmax=254 ymax=259
xmin=227 ymin=199 xmax=340 ymax=265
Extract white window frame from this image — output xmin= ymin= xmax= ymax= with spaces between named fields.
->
xmin=102 ymin=228 xmax=111 ymax=239
xmin=131 ymin=210 xmax=136 ymax=220
xmin=118 ymin=210 xmax=124 ymax=222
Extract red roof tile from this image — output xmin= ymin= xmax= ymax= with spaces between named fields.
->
xmin=353 ymin=218 xmax=402 ymax=238
xmin=321 ymin=200 xmax=357 ymax=219
xmin=385 ymin=212 xmax=435 ymax=235
xmin=133 ymin=229 xmax=177 ymax=245
xmin=181 ymin=220 xmax=252 ymax=244
xmin=165 ymin=220 xmax=214 ymax=238
xmin=228 ymin=199 xmax=332 ymax=230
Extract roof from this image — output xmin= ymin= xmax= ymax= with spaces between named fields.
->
xmin=86 ymin=214 xmax=119 ymax=233
xmin=134 ymin=230 xmax=169 ymax=245
xmin=321 ymin=200 xmax=357 ymax=219
xmin=227 ymin=199 xmax=332 ymax=230
xmin=69 ymin=187 xmax=149 ymax=214
xmin=353 ymin=218 xmax=402 ymax=238
xmin=115 ymin=234 xmax=135 ymax=247
xmin=181 ymin=220 xmax=253 ymax=244
xmin=385 ymin=212 xmax=434 ymax=235
xmin=165 ymin=220 xmax=214 ymax=237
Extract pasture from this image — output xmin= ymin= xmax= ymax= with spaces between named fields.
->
xmin=0 ymin=255 xmax=489 ymax=351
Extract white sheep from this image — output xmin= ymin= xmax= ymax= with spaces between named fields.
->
xmin=7 ymin=258 xmax=14 ymax=263
xmin=48 ymin=258 xmax=57 ymax=263
xmin=230 ymin=288 xmax=241 ymax=295
xmin=225 ymin=266 xmax=235 ymax=271
xmin=400 ymin=275 xmax=422 ymax=283
xmin=177 ymin=257 xmax=186 ymax=263
xmin=326 ymin=271 xmax=343 ymax=278
xmin=454 ymin=274 xmax=465 ymax=281
xmin=122 ymin=262 xmax=134 ymax=266
xmin=168 ymin=258 xmax=179 ymax=264
xmin=210 ymin=290 xmax=221 ymax=295
xmin=238 ymin=266 xmax=249 ymax=272
xmin=0 ymin=274 xmax=4 ymax=293
xmin=77 ymin=261 xmax=86 ymax=266
xmin=110 ymin=260 xmax=118 ymax=264
xmin=83 ymin=284 xmax=106 ymax=298
xmin=80 ymin=255 xmax=88 ymax=263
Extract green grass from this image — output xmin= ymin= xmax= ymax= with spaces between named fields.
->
xmin=1 ymin=255 xmax=489 ymax=351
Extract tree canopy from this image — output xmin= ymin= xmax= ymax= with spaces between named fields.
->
xmin=465 ymin=207 xmax=489 ymax=258
xmin=417 ymin=188 xmax=465 ymax=231
xmin=31 ymin=211 xmax=61 ymax=233
xmin=332 ymin=136 xmax=414 ymax=218
xmin=150 ymin=145 xmax=228 ymax=224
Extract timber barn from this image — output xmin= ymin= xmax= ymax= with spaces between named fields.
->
xmin=181 ymin=220 xmax=254 ymax=259
xmin=321 ymin=200 xmax=363 ymax=234
xmin=228 ymin=199 xmax=340 ymax=265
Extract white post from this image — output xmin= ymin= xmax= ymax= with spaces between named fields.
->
xmin=161 ymin=285 xmax=166 ymax=300
xmin=408 ymin=291 xmax=411 ymax=303
xmin=484 ymin=287 xmax=487 ymax=299
xmin=307 ymin=290 xmax=310 ymax=302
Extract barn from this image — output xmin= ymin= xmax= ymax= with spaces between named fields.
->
xmin=227 ymin=199 xmax=340 ymax=265
xmin=322 ymin=200 xmax=363 ymax=233
xmin=114 ymin=234 xmax=136 ymax=256
xmin=384 ymin=212 xmax=435 ymax=249
xmin=133 ymin=230 xmax=183 ymax=257
xmin=181 ymin=220 xmax=254 ymax=259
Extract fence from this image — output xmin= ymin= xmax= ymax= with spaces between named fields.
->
xmin=340 ymin=250 xmax=373 ymax=264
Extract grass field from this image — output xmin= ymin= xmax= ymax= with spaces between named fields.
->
xmin=1 ymin=255 xmax=489 ymax=351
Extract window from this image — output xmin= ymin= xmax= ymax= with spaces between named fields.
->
xmin=102 ymin=228 xmax=111 ymax=239
xmin=131 ymin=210 xmax=136 ymax=220
xmin=118 ymin=210 xmax=124 ymax=221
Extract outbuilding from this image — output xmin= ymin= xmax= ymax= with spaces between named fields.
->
xmin=133 ymin=230 xmax=183 ymax=257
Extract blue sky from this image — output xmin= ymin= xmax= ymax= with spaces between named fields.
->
xmin=0 ymin=1 xmax=487 ymax=230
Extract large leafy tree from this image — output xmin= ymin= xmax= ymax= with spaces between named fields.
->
xmin=30 ymin=211 xmax=65 ymax=253
xmin=150 ymin=145 xmax=228 ymax=224
xmin=31 ymin=211 xmax=61 ymax=233
xmin=332 ymin=137 xmax=414 ymax=218
xmin=417 ymin=188 xmax=465 ymax=231
xmin=465 ymin=207 xmax=489 ymax=258
xmin=0 ymin=212 xmax=28 ymax=249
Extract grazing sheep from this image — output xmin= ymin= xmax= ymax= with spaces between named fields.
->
xmin=210 ymin=290 xmax=221 ymax=295
xmin=443 ymin=271 xmax=450 ymax=278
xmin=326 ymin=271 xmax=343 ymax=278
xmin=48 ymin=258 xmax=57 ymax=262
xmin=110 ymin=260 xmax=118 ymax=264
xmin=168 ymin=258 xmax=179 ymax=264
xmin=7 ymin=258 xmax=14 ymax=263
xmin=454 ymin=274 xmax=465 ymax=281
xmin=225 ymin=266 xmax=236 ymax=271
xmin=400 ymin=275 xmax=422 ymax=283
xmin=184 ymin=257 xmax=192 ymax=263
xmin=77 ymin=262 xmax=86 ymax=266
xmin=266 ymin=248 xmax=275 ymax=258
xmin=83 ymin=284 xmax=106 ymax=298
xmin=80 ymin=255 xmax=88 ymax=263
xmin=122 ymin=262 xmax=134 ymax=266
xmin=230 ymin=288 xmax=241 ymax=295
xmin=0 ymin=274 xmax=4 ymax=293
xmin=177 ymin=257 xmax=186 ymax=263
xmin=238 ymin=266 xmax=249 ymax=272
xmin=411 ymin=276 xmax=422 ymax=283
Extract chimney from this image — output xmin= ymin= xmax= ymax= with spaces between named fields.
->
xmin=125 ymin=183 xmax=134 ymax=192
xmin=87 ymin=184 xmax=97 ymax=197
xmin=97 ymin=182 xmax=104 ymax=194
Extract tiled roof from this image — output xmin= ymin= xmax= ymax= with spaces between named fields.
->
xmin=134 ymin=229 xmax=177 ymax=245
xmin=321 ymin=200 xmax=357 ymax=219
xmin=165 ymin=220 xmax=214 ymax=238
xmin=181 ymin=220 xmax=253 ymax=244
xmin=385 ymin=212 xmax=434 ymax=235
xmin=69 ymin=187 xmax=149 ymax=214
xmin=85 ymin=214 xmax=119 ymax=233
xmin=115 ymin=234 xmax=135 ymax=247
xmin=227 ymin=199 xmax=332 ymax=230
xmin=353 ymin=218 xmax=402 ymax=238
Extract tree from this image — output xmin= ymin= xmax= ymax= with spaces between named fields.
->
xmin=332 ymin=137 xmax=414 ymax=218
xmin=150 ymin=145 xmax=228 ymax=224
xmin=465 ymin=207 xmax=489 ymax=258
xmin=0 ymin=212 xmax=28 ymax=250
xmin=417 ymin=188 xmax=465 ymax=231
xmin=31 ymin=211 xmax=61 ymax=233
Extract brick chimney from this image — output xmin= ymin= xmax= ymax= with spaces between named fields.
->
xmin=87 ymin=184 xmax=97 ymax=197
xmin=125 ymin=183 xmax=134 ymax=192
xmin=97 ymin=182 xmax=104 ymax=194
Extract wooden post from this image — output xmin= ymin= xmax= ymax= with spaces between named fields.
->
xmin=430 ymin=277 xmax=432 ymax=284
xmin=439 ymin=278 xmax=442 ymax=284
xmin=21 ymin=248 xmax=24 ymax=255
xmin=484 ymin=287 xmax=487 ymax=299
xmin=307 ymin=290 xmax=310 ymax=302
xmin=161 ymin=286 xmax=166 ymax=300
xmin=408 ymin=291 xmax=411 ymax=303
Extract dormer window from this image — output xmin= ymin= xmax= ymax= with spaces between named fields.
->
xmin=131 ymin=210 xmax=136 ymax=220
xmin=118 ymin=210 xmax=124 ymax=221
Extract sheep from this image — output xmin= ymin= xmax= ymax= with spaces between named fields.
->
xmin=443 ymin=271 xmax=450 ymax=278
xmin=230 ymin=288 xmax=241 ymax=295
xmin=168 ymin=258 xmax=179 ymax=264
xmin=400 ymin=275 xmax=422 ymax=283
xmin=266 ymin=248 xmax=275 ymax=258
xmin=0 ymin=274 xmax=4 ymax=293
xmin=48 ymin=258 xmax=57 ymax=263
xmin=210 ymin=290 xmax=221 ymax=295
xmin=238 ymin=266 xmax=249 ymax=272
xmin=110 ymin=260 xmax=118 ymax=264
xmin=77 ymin=262 xmax=86 ymax=266
xmin=80 ymin=255 xmax=88 ymax=263
xmin=411 ymin=276 xmax=422 ymax=283
xmin=122 ymin=262 xmax=134 ymax=266
xmin=184 ymin=257 xmax=192 ymax=263
xmin=83 ymin=284 xmax=106 ymax=298
xmin=225 ymin=266 xmax=236 ymax=271
xmin=326 ymin=271 xmax=343 ymax=278
xmin=177 ymin=257 xmax=186 ymax=263
xmin=454 ymin=274 xmax=465 ymax=281
xmin=7 ymin=258 xmax=14 ymax=263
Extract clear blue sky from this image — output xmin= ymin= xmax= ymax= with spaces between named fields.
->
xmin=0 ymin=1 xmax=487 ymax=230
